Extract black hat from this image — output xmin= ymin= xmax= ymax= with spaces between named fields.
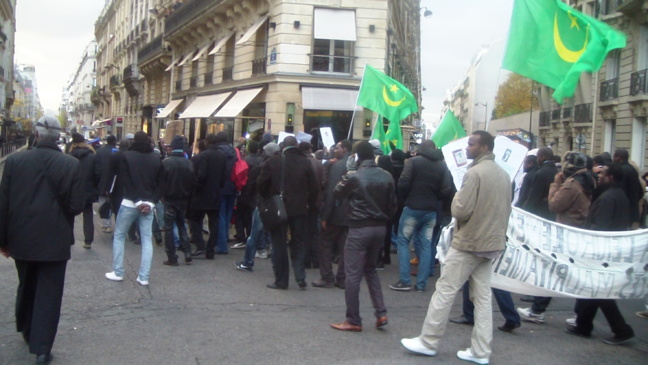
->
xmin=71 ymin=132 xmax=84 ymax=144
xmin=170 ymin=135 xmax=184 ymax=150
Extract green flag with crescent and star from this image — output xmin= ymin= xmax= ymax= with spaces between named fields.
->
xmin=370 ymin=115 xmax=392 ymax=155
xmin=432 ymin=110 xmax=466 ymax=148
xmin=357 ymin=64 xmax=418 ymax=124
xmin=502 ymin=0 xmax=626 ymax=103
xmin=385 ymin=118 xmax=403 ymax=151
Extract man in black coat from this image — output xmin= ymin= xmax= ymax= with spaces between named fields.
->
xmin=613 ymin=148 xmax=644 ymax=228
xmin=566 ymin=163 xmax=634 ymax=345
xmin=515 ymin=155 xmax=538 ymax=208
xmin=190 ymin=134 xmax=227 ymax=259
xmin=258 ymin=136 xmax=319 ymax=289
xmin=161 ymin=136 xmax=196 ymax=266
xmin=520 ymin=147 xmax=557 ymax=221
xmin=0 ymin=116 xmax=84 ymax=363
xmin=95 ymin=135 xmax=117 ymax=232
xmin=69 ymin=133 xmax=101 ymax=249
xmin=313 ymin=139 xmax=351 ymax=289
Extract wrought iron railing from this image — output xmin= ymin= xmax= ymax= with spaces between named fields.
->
xmin=562 ymin=107 xmax=572 ymax=119
xmin=539 ymin=111 xmax=550 ymax=127
xmin=138 ymin=35 xmax=164 ymax=63
xmin=600 ymin=78 xmax=619 ymax=101
xmin=252 ymin=57 xmax=267 ymax=75
xmin=175 ymin=80 xmax=182 ymax=91
xmin=601 ymin=0 xmax=622 ymax=15
xmin=551 ymin=109 xmax=561 ymax=120
xmin=630 ymin=69 xmax=647 ymax=96
xmin=204 ymin=72 xmax=213 ymax=85
xmin=190 ymin=76 xmax=197 ymax=88
xmin=574 ymin=103 xmax=592 ymax=123
xmin=310 ymin=54 xmax=354 ymax=74
xmin=222 ymin=66 xmax=233 ymax=82
xmin=109 ymin=75 xmax=121 ymax=88
xmin=0 ymin=138 xmax=26 ymax=158
xmin=165 ymin=0 xmax=224 ymax=36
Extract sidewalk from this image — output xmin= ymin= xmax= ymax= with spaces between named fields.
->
xmin=0 ymin=211 xmax=646 ymax=364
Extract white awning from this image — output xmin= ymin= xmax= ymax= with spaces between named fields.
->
xmin=177 ymin=51 xmax=195 ymax=67
xmin=213 ymin=87 xmax=264 ymax=118
xmin=164 ymin=57 xmax=176 ymax=72
xmin=314 ymin=8 xmax=356 ymax=41
xmin=180 ymin=92 xmax=232 ymax=119
xmin=193 ymin=42 xmax=213 ymax=61
xmin=236 ymin=16 xmax=268 ymax=45
xmin=208 ymin=31 xmax=233 ymax=55
xmin=91 ymin=119 xmax=109 ymax=127
xmin=155 ymin=99 xmax=184 ymax=118
xmin=301 ymin=87 xmax=361 ymax=111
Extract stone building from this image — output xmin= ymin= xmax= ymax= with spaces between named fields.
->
xmin=65 ymin=41 xmax=98 ymax=136
xmin=0 ymin=0 xmax=15 ymax=138
xmin=93 ymin=0 xmax=422 ymax=147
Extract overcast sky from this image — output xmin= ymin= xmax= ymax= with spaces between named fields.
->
xmin=15 ymin=0 xmax=514 ymax=122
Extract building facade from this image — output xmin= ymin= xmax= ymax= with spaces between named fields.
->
xmin=93 ymin=0 xmax=422 ymax=148
xmin=64 ymin=41 xmax=98 ymax=136
xmin=0 ymin=0 xmax=16 ymax=138
xmin=537 ymin=0 xmax=648 ymax=170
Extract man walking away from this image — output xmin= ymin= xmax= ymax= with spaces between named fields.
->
xmin=0 ymin=116 xmax=84 ymax=363
xmin=214 ymin=132 xmax=238 ymax=254
xmin=69 ymin=132 xmax=101 ymax=249
xmin=95 ymin=135 xmax=117 ymax=232
xmin=161 ymin=136 xmax=196 ymax=266
xmin=401 ymin=131 xmax=511 ymax=365
xmin=105 ymin=131 xmax=164 ymax=286
xmin=329 ymin=141 xmax=396 ymax=332
xmin=613 ymin=148 xmax=644 ymax=228
xmin=390 ymin=140 xmax=454 ymax=292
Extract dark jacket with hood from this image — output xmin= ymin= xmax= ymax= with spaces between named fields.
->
xmin=587 ymin=183 xmax=630 ymax=231
xmin=548 ymin=168 xmax=596 ymax=228
xmin=398 ymin=147 xmax=455 ymax=211
xmin=70 ymin=143 xmax=100 ymax=205
xmin=321 ymin=154 xmax=349 ymax=226
xmin=215 ymin=142 xmax=237 ymax=196
xmin=0 ymin=140 xmax=85 ymax=261
xmin=240 ymin=152 xmax=264 ymax=208
xmin=191 ymin=145 xmax=227 ymax=210
xmin=258 ymin=147 xmax=319 ymax=218
xmin=334 ymin=159 xmax=397 ymax=228
xmin=162 ymin=151 xmax=195 ymax=204
xmin=119 ymin=141 xmax=164 ymax=204
xmin=521 ymin=160 xmax=558 ymax=221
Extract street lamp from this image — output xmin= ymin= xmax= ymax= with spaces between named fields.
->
xmin=475 ymin=102 xmax=488 ymax=131
xmin=421 ymin=7 xmax=433 ymax=17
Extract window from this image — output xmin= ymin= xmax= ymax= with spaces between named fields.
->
xmin=606 ymin=49 xmax=620 ymax=80
xmin=254 ymin=20 xmax=268 ymax=61
xmin=639 ymin=26 xmax=648 ymax=71
xmin=604 ymin=119 xmax=616 ymax=153
xmin=312 ymin=8 xmax=356 ymax=74
xmin=631 ymin=117 xmax=646 ymax=169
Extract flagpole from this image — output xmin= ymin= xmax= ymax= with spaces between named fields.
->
xmin=348 ymin=64 xmax=368 ymax=140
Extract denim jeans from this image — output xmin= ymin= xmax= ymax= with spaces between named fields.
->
xmin=243 ymin=207 xmax=270 ymax=267
xmin=396 ymin=207 xmax=436 ymax=290
xmin=217 ymin=194 xmax=236 ymax=253
xmin=461 ymin=281 xmax=520 ymax=325
xmin=112 ymin=205 xmax=154 ymax=281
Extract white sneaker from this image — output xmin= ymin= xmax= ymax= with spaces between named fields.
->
xmin=457 ymin=348 xmax=489 ymax=364
xmin=255 ymin=250 xmax=268 ymax=259
xmin=230 ymin=242 xmax=246 ymax=249
xmin=565 ymin=316 xmax=577 ymax=327
xmin=136 ymin=277 xmax=149 ymax=286
xmin=105 ymin=272 xmax=123 ymax=282
xmin=400 ymin=337 xmax=437 ymax=356
xmin=516 ymin=307 xmax=545 ymax=323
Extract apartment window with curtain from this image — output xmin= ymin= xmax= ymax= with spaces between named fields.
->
xmin=311 ymin=8 xmax=356 ymax=74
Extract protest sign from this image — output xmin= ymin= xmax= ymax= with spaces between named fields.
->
xmin=320 ymin=127 xmax=336 ymax=150
xmin=277 ymin=131 xmax=294 ymax=144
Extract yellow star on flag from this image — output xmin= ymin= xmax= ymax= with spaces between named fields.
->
xmin=568 ymin=11 xmax=579 ymax=30
xmin=390 ymin=84 xmax=399 ymax=92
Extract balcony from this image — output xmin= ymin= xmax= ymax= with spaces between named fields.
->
xmin=630 ymin=69 xmax=647 ymax=96
xmin=165 ymin=0 xmax=224 ymax=36
xmin=190 ymin=76 xmax=197 ymax=88
xmin=204 ymin=72 xmax=213 ymax=85
xmin=123 ymin=64 xmax=139 ymax=97
xmin=222 ymin=66 xmax=233 ymax=82
xmin=310 ymin=54 xmax=355 ymax=74
xmin=252 ymin=57 xmax=267 ymax=76
xmin=562 ymin=107 xmax=572 ymax=119
xmin=539 ymin=111 xmax=550 ymax=127
xmin=138 ymin=35 xmax=164 ymax=65
xmin=91 ymin=87 xmax=101 ymax=104
xmin=574 ymin=103 xmax=592 ymax=124
xmin=175 ymin=80 xmax=182 ymax=92
xmin=109 ymin=75 xmax=121 ymax=91
xmin=600 ymin=78 xmax=619 ymax=101
xmin=600 ymin=0 xmax=622 ymax=15
xmin=551 ymin=109 xmax=561 ymax=120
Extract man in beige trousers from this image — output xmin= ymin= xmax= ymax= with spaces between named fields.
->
xmin=400 ymin=131 xmax=511 ymax=365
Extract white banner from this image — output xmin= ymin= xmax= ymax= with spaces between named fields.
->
xmin=438 ymin=208 xmax=648 ymax=299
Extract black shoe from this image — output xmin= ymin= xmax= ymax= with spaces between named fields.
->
xmin=191 ymin=250 xmax=205 ymax=257
xmin=334 ymin=281 xmax=346 ymax=290
xmin=389 ymin=281 xmax=412 ymax=292
xmin=449 ymin=315 xmax=474 ymax=325
xmin=602 ymin=334 xmax=634 ymax=345
xmin=163 ymin=259 xmax=179 ymax=267
xmin=236 ymin=261 xmax=253 ymax=272
xmin=297 ymin=280 xmax=307 ymax=290
xmin=36 ymin=353 xmax=52 ymax=363
xmin=206 ymin=253 xmax=215 ymax=260
xmin=564 ymin=326 xmax=591 ymax=338
xmin=267 ymin=283 xmax=287 ymax=290
xmin=520 ymin=295 xmax=535 ymax=302
xmin=184 ymin=255 xmax=193 ymax=265
xmin=498 ymin=322 xmax=521 ymax=332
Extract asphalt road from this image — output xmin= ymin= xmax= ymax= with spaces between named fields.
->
xmin=0 ymin=211 xmax=647 ymax=364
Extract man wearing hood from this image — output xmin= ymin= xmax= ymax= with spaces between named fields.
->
xmin=390 ymin=140 xmax=454 ymax=292
xmin=69 ymin=133 xmax=101 ymax=249
xmin=213 ymin=132 xmax=238 ymax=254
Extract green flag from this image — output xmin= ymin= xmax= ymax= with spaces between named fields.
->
xmin=502 ymin=0 xmax=626 ymax=103
xmin=432 ymin=110 xmax=466 ymax=148
xmin=357 ymin=65 xmax=418 ymax=123
xmin=385 ymin=118 xmax=403 ymax=151
xmin=370 ymin=115 xmax=391 ymax=154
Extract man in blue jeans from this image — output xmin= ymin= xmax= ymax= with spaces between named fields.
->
xmin=105 ymin=132 xmax=164 ymax=286
xmin=390 ymin=140 xmax=454 ymax=292
xmin=235 ymin=207 xmax=271 ymax=271
xmin=450 ymin=282 xmax=521 ymax=332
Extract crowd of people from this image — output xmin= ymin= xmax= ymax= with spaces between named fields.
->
xmin=1 ymin=115 xmax=646 ymax=364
